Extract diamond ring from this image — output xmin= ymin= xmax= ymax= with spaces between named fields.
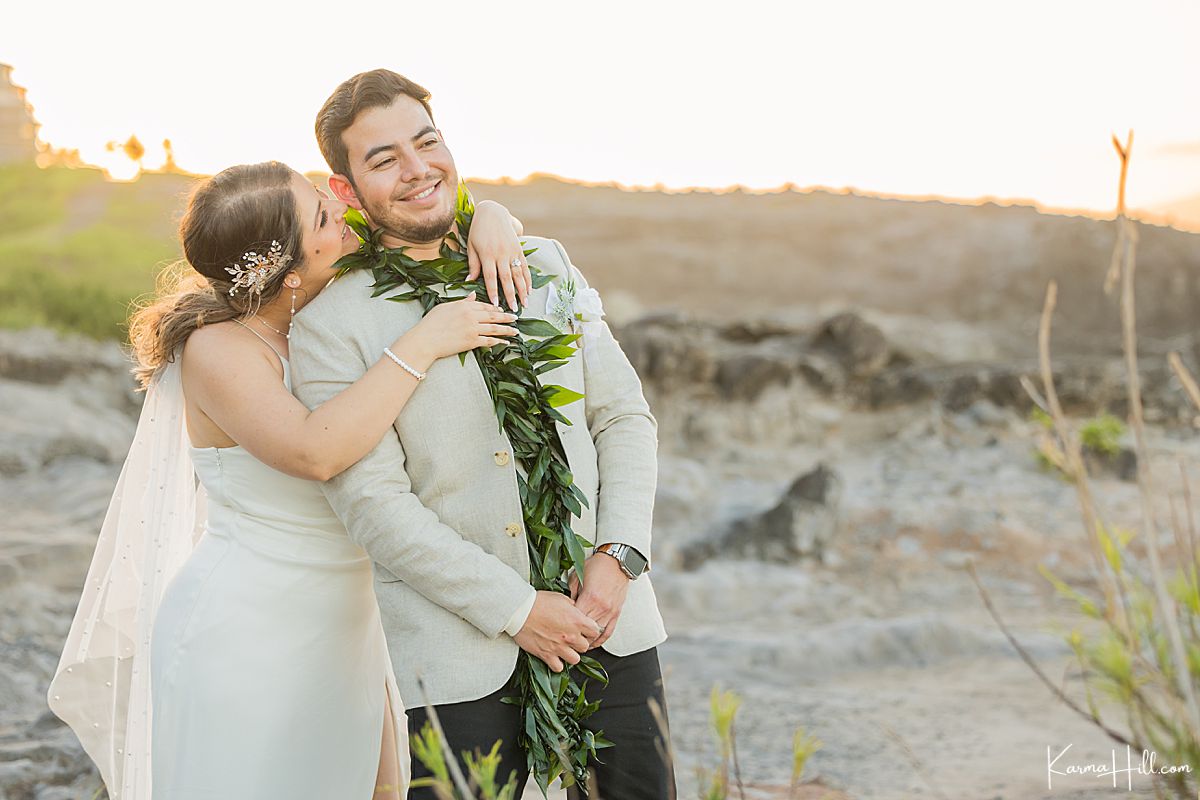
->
xmin=510 ymin=257 xmax=522 ymax=270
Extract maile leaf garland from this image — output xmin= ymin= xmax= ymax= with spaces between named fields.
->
xmin=333 ymin=185 xmax=610 ymax=796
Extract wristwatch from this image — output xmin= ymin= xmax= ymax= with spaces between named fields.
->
xmin=595 ymin=543 xmax=649 ymax=580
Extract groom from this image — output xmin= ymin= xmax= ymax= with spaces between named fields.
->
xmin=290 ymin=69 xmax=675 ymax=799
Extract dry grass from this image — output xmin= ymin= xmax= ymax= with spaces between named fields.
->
xmin=975 ymin=133 xmax=1200 ymax=799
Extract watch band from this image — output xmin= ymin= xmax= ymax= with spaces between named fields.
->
xmin=596 ymin=542 xmax=648 ymax=579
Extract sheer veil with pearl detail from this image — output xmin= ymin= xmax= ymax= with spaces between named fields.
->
xmin=47 ymin=359 xmax=204 ymax=799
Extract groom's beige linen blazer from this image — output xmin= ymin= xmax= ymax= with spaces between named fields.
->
xmin=290 ymin=236 xmax=667 ymax=706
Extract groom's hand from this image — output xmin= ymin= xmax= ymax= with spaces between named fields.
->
xmin=568 ymin=554 xmax=631 ymax=651
xmin=514 ymin=591 xmax=602 ymax=673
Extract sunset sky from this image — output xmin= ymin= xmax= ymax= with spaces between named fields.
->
xmin=3 ymin=0 xmax=1199 ymax=216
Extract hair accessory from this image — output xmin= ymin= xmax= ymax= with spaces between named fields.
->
xmin=225 ymin=240 xmax=292 ymax=296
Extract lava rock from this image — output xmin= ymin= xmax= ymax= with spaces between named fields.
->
xmin=682 ymin=463 xmax=841 ymax=568
xmin=810 ymin=311 xmax=891 ymax=378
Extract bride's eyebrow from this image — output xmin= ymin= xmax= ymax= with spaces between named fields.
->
xmin=313 ymin=200 xmax=322 ymax=232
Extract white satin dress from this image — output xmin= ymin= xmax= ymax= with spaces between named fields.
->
xmin=149 ymin=354 xmax=408 ymax=799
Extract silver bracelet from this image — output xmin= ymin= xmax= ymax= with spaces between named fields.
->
xmin=383 ymin=347 xmax=426 ymax=381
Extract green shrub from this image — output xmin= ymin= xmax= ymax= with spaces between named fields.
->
xmin=1079 ymin=413 xmax=1125 ymax=457
xmin=408 ymin=721 xmax=519 ymax=800
xmin=0 ymin=164 xmax=187 ymax=340
xmin=1032 ymin=410 xmax=1127 ymax=476
xmin=697 ymin=686 xmax=822 ymax=800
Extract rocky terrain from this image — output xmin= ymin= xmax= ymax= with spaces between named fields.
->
xmin=4 ymin=181 xmax=1200 ymax=799
xmin=3 ymin=300 xmax=1194 ymax=799
xmin=626 ymin=308 xmax=1192 ymax=800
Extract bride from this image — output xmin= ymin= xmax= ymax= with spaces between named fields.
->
xmin=47 ymin=160 xmax=531 ymax=799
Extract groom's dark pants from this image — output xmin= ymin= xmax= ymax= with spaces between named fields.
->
xmin=406 ymin=647 xmax=676 ymax=800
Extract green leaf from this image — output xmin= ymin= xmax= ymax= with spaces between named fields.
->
xmin=530 ymin=333 xmax=578 ymax=352
xmin=532 ymin=487 xmax=556 ymax=521
xmin=515 ymin=317 xmax=564 ymax=337
xmin=548 ymin=459 xmax=574 ymax=484
xmin=539 ymin=345 xmax=578 ymax=360
xmin=551 ymin=332 xmax=582 ymax=348
xmin=568 ymin=483 xmax=590 ymax=509
xmin=456 ymin=181 xmax=475 ymax=215
xmin=530 ymin=448 xmax=551 ymax=486
xmin=562 ymin=490 xmax=583 ymax=518
xmin=507 ymin=413 xmax=539 ymax=441
xmin=528 ymin=522 xmax=555 ymax=541
xmin=541 ymin=540 xmax=562 ymax=581
xmin=565 ymin=530 xmax=588 ymax=583
xmin=545 ymin=386 xmax=585 ymax=408
xmin=497 ymin=381 xmax=528 ymax=398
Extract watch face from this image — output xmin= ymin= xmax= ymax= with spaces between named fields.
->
xmin=623 ymin=547 xmax=648 ymax=577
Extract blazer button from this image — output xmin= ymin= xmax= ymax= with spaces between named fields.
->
xmin=505 ymin=522 xmax=522 ymax=537
xmin=494 ymin=450 xmax=511 ymax=466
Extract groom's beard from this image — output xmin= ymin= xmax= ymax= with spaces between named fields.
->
xmin=370 ymin=206 xmax=456 ymax=246
xmin=361 ymin=177 xmax=457 ymax=247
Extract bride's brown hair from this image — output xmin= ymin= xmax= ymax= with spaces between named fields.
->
xmin=129 ymin=161 xmax=305 ymax=389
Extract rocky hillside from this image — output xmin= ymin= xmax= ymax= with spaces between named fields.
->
xmin=6 ymin=163 xmax=1200 ymax=361
xmin=474 ymin=177 xmax=1200 ymax=359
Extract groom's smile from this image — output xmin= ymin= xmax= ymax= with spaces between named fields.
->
xmin=395 ymin=179 xmax=443 ymax=206
xmin=330 ymin=95 xmax=459 ymax=253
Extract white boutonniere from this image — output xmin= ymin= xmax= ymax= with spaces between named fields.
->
xmin=546 ymin=275 xmax=606 ymax=362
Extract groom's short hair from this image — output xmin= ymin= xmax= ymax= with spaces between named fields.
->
xmin=316 ymin=69 xmax=434 ymax=183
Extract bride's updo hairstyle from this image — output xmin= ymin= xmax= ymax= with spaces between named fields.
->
xmin=129 ymin=161 xmax=304 ymax=388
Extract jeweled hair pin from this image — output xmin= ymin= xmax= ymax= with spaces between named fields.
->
xmin=225 ymin=240 xmax=292 ymax=296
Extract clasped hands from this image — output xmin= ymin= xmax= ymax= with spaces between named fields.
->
xmin=512 ymin=553 xmax=631 ymax=672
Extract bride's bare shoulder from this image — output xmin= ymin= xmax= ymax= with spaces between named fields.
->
xmin=183 ymin=322 xmax=276 ymax=376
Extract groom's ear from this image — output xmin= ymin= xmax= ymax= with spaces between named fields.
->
xmin=329 ymin=173 xmax=364 ymax=210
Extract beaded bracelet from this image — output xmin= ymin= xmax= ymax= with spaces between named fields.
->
xmin=383 ymin=347 xmax=426 ymax=381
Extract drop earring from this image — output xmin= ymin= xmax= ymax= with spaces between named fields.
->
xmin=288 ymin=288 xmax=297 ymax=339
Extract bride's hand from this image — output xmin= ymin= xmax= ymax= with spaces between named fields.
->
xmin=401 ymin=291 xmax=519 ymax=362
xmin=466 ymin=199 xmax=531 ymax=312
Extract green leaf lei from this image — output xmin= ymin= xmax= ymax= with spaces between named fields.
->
xmin=333 ymin=185 xmax=611 ymax=795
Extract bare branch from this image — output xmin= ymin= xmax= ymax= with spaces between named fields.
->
xmin=967 ymin=561 xmax=1134 ymax=747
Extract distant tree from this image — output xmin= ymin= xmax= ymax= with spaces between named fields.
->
xmin=35 ymin=145 xmax=84 ymax=168
xmin=106 ymin=135 xmax=145 ymax=169
xmin=162 ymin=138 xmax=178 ymax=172
xmin=122 ymin=135 xmax=144 ymax=164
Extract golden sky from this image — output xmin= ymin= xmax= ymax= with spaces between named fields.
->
xmin=4 ymin=0 xmax=1199 ymax=216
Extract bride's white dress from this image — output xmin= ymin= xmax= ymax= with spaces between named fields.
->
xmin=150 ymin=357 xmax=408 ymax=799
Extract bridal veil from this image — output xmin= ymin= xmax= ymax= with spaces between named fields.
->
xmin=47 ymin=360 xmax=204 ymax=798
